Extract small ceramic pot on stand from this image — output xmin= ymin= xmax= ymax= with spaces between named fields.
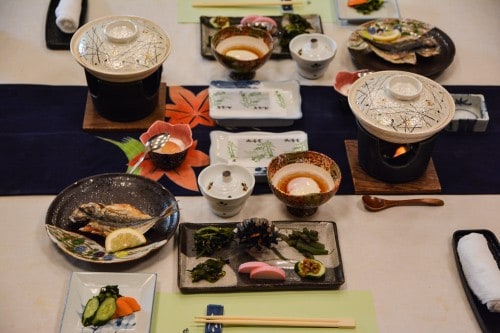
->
xmin=71 ymin=16 xmax=171 ymax=122
xmin=348 ymin=70 xmax=455 ymax=182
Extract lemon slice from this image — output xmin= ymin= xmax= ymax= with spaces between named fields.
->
xmin=359 ymin=29 xmax=401 ymax=42
xmin=105 ymin=228 xmax=147 ymax=253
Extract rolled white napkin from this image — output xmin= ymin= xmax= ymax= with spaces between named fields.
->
xmin=55 ymin=0 xmax=83 ymax=34
xmin=457 ymin=232 xmax=500 ymax=312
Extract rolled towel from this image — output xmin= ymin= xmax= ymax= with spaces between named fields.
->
xmin=55 ymin=0 xmax=83 ymax=34
xmin=457 ymin=232 xmax=500 ymax=312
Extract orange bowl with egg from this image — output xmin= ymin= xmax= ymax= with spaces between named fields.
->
xmin=267 ymin=151 xmax=341 ymax=217
xmin=140 ymin=121 xmax=193 ymax=170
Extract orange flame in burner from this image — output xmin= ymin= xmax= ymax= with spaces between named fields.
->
xmin=393 ymin=145 xmax=409 ymax=158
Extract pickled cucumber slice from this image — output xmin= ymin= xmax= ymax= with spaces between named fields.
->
xmin=82 ymin=296 xmax=100 ymax=326
xmin=92 ymin=297 xmax=117 ymax=326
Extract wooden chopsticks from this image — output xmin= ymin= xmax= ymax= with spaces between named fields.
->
xmin=192 ymin=1 xmax=304 ymax=8
xmin=194 ymin=315 xmax=356 ymax=328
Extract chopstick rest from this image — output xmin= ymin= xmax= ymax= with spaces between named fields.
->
xmin=195 ymin=315 xmax=356 ymax=328
xmin=457 ymin=232 xmax=500 ymax=312
xmin=205 ymin=304 xmax=224 ymax=333
xmin=55 ymin=0 xmax=82 ymax=33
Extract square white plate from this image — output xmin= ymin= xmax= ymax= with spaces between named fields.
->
xmin=59 ymin=272 xmax=157 ymax=333
xmin=209 ymin=80 xmax=302 ymax=127
xmin=446 ymin=94 xmax=489 ymax=132
xmin=209 ymin=130 xmax=308 ymax=180
xmin=335 ymin=0 xmax=400 ymax=22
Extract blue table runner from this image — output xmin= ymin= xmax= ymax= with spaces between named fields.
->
xmin=0 ymin=84 xmax=498 ymax=196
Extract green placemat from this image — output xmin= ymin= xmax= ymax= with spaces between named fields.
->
xmin=178 ymin=0 xmax=337 ymax=23
xmin=153 ymin=290 xmax=378 ymax=332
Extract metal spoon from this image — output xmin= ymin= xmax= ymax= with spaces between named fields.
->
xmin=128 ymin=133 xmax=170 ymax=174
xmin=362 ymin=195 xmax=444 ymax=212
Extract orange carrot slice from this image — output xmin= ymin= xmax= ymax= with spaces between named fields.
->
xmin=348 ymin=0 xmax=368 ymax=6
xmin=120 ymin=296 xmax=141 ymax=312
xmin=113 ymin=297 xmax=134 ymax=319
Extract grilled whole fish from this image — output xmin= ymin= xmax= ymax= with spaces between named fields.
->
xmin=70 ymin=202 xmax=157 ymax=237
xmin=348 ymin=18 xmax=441 ymax=65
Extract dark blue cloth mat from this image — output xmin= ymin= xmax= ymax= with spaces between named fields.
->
xmin=0 ymin=84 xmax=498 ymax=196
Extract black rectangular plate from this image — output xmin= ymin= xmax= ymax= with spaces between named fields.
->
xmin=45 ymin=0 xmax=87 ymax=50
xmin=200 ymin=14 xmax=323 ymax=60
xmin=452 ymin=229 xmax=500 ymax=333
xmin=178 ymin=220 xmax=344 ymax=293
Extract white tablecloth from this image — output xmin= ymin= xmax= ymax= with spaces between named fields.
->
xmin=1 ymin=1 xmax=500 ymax=332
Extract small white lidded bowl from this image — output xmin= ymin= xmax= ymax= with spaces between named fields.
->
xmin=198 ymin=164 xmax=255 ymax=217
xmin=289 ymin=33 xmax=337 ymax=80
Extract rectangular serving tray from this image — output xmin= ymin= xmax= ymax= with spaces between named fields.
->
xmin=178 ymin=221 xmax=344 ymax=293
xmin=334 ymin=0 xmax=400 ymax=23
xmin=200 ymin=14 xmax=323 ymax=59
xmin=209 ymin=130 xmax=308 ymax=181
xmin=208 ymin=80 xmax=302 ymax=127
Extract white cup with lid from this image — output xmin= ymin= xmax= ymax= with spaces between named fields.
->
xmin=289 ymin=33 xmax=337 ymax=80
xmin=198 ymin=164 xmax=255 ymax=218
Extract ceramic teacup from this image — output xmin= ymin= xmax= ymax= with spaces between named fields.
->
xmin=289 ymin=33 xmax=337 ymax=80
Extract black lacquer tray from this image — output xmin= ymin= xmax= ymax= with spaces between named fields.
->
xmin=452 ymin=229 xmax=500 ymax=333
xmin=178 ymin=220 xmax=344 ymax=293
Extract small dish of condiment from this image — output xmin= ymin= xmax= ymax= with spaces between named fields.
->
xmin=140 ymin=121 xmax=193 ymax=170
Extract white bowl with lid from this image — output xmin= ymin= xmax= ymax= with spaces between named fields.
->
xmin=289 ymin=33 xmax=337 ymax=80
xmin=348 ymin=70 xmax=455 ymax=143
xmin=198 ymin=164 xmax=255 ymax=217
xmin=70 ymin=15 xmax=171 ymax=83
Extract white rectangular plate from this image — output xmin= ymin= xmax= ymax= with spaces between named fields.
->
xmin=209 ymin=80 xmax=302 ymax=127
xmin=335 ymin=0 xmax=400 ymax=22
xmin=209 ymin=130 xmax=308 ymax=180
xmin=59 ymin=272 xmax=157 ymax=333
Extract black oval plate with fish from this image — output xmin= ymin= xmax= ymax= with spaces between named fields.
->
xmin=349 ymin=27 xmax=455 ymax=78
xmin=45 ymin=173 xmax=179 ymax=263
xmin=452 ymin=229 xmax=500 ymax=333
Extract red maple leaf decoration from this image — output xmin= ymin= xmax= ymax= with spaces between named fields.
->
xmin=165 ymin=86 xmax=214 ymax=128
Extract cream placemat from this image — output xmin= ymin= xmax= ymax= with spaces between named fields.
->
xmin=153 ymin=290 xmax=378 ymax=332
xmin=178 ymin=0 xmax=337 ymax=23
